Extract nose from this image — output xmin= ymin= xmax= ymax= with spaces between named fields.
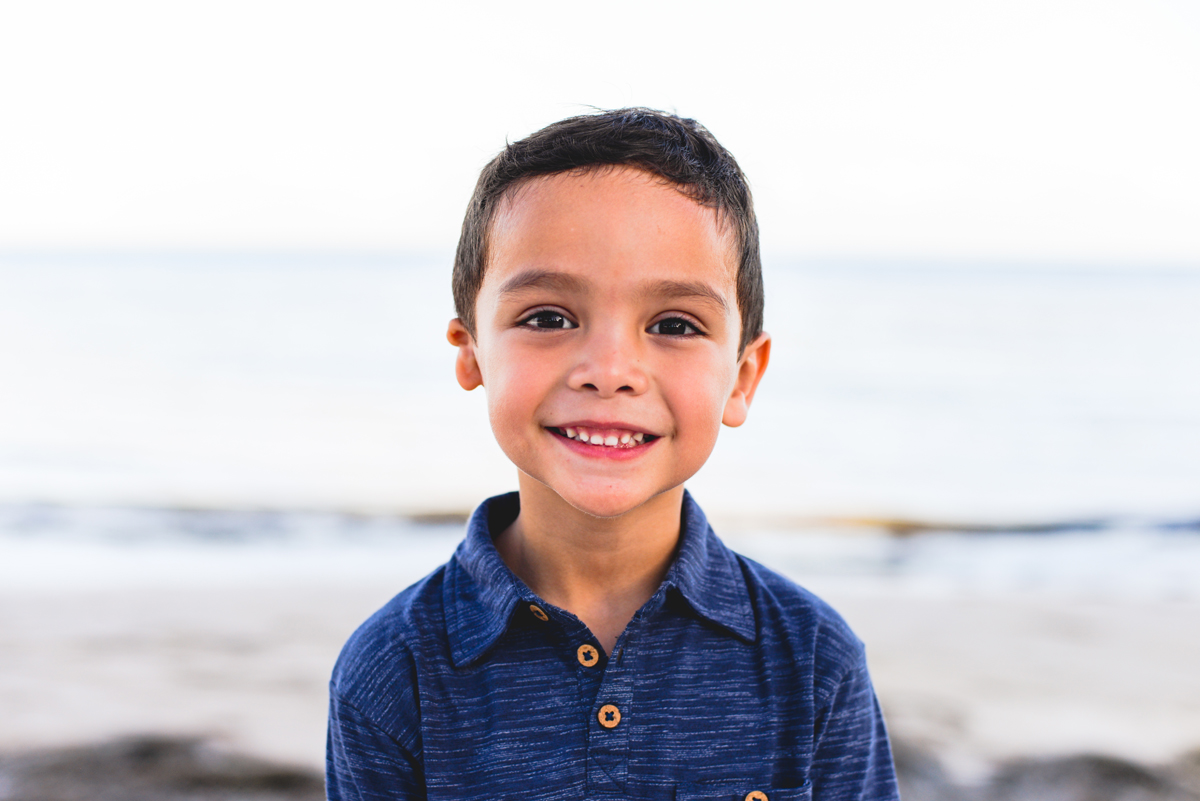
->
xmin=566 ymin=325 xmax=649 ymax=397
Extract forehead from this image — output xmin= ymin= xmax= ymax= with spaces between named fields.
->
xmin=484 ymin=166 xmax=738 ymax=295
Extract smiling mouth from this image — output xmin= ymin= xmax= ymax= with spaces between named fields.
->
xmin=548 ymin=426 xmax=658 ymax=449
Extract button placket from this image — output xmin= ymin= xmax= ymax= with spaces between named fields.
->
xmin=586 ymin=636 xmax=633 ymax=795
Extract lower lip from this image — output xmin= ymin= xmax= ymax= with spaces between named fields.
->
xmin=548 ymin=429 xmax=658 ymax=461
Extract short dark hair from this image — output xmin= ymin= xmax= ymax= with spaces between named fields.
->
xmin=452 ymin=108 xmax=763 ymax=353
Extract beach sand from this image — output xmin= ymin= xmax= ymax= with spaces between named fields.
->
xmin=2 ymin=578 xmax=1199 ymax=797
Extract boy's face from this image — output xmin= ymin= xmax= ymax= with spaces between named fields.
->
xmin=447 ymin=166 xmax=769 ymax=520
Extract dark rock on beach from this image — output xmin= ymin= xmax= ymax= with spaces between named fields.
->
xmin=0 ymin=736 xmax=324 ymax=801
xmin=894 ymin=744 xmax=1200 ymax=801
xmin=982 ymin=753 xmax=1196 ymax=801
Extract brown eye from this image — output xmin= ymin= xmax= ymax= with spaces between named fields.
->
xmin=649 ymin=317 xmax=700 ymax=336
xmin=520 ymin=310 xmax=577 ymax=329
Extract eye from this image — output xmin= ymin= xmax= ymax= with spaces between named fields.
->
xmin=519 ymin=310 xmax=577 ymax=330
xmin=648 ymin=317 xmax=702 ymax=337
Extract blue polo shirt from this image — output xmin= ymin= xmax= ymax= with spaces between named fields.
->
xmin=327 ymin=491 xmax=899 ymax=801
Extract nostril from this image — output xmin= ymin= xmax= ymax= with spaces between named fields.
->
xmin=618 ymin=386 xmax=633 ymax=392
xmin=583 ymin=383 xmax=598 ymax=390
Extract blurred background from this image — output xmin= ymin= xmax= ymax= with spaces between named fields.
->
xmin=2 ymin=1 xmax=1198 ymax=798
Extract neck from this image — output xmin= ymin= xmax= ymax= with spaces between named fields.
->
xmin=494 ymin=476 xmax=684 ymax=655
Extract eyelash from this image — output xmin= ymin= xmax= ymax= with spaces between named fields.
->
xmin=516 ymin=309 xmax=706 ymax=337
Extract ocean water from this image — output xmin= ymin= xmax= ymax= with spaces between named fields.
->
xmin=2 ymin=253 xmax=1199 ymax=602
xmin=2 ymin=252 xmax=1197 ymax=524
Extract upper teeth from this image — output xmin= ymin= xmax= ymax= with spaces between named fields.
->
xmin=560 ymin=426 xmax=646 ymax=447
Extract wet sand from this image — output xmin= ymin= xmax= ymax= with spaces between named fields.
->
xmin=2 ymin=580 xmax=1198 ymax=797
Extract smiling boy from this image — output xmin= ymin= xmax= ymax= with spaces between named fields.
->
xmin=327 ymin=109 xmax=899 ymax=800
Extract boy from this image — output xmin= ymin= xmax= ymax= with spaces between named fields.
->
xmin=327 ymin=109 xmax=899 ymax=800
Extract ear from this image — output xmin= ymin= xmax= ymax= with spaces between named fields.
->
xmin=446 ymin=318 xmax=483 ymax=390
xmin=722 ymin=332 xmax=771 ymax=427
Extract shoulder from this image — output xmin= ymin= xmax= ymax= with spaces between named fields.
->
xmin=734 ymin=552 xmax=867 ymax=693
xmin=330 ymin=563 xmax=449 ymax=724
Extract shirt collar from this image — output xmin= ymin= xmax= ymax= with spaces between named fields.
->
xmin=445 ymin=490 xmax=756 ymax=668
xmin=664 ymin=489 xmax=757 ymax=643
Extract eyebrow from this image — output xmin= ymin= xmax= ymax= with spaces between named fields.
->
xmin=497 ymin=269 xmax=589 ymax=299
xmin=641 ymin=279 xmax=729 ymax=314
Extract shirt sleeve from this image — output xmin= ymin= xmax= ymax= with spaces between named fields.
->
xmin=810 ymin=649 xmax=900 ymax=801
xmin=326 ymin=688 xmax=426 ymax=801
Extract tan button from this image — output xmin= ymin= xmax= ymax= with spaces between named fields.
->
xmin=745 ymin=792 xmax=769 ymax=801
xmin=576 ymin=643 xmax=600 ymax=667
xmin=597 ymin=704 xmax=621 ymax=729
xmin=529 ymin=604 xmax=549 ymax=622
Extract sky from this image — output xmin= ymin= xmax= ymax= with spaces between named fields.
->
xmin=1 ymin=0 xmax=1198 ymax=264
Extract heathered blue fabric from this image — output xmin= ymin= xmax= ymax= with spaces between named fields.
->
xmin=327 ymin=492 xmax=899 ymax=801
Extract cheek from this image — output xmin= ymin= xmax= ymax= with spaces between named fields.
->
xmin=666 ymin=357 xmax=737 ymax=434
xmin=482 ymin=352 xmax=553 ymax=429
